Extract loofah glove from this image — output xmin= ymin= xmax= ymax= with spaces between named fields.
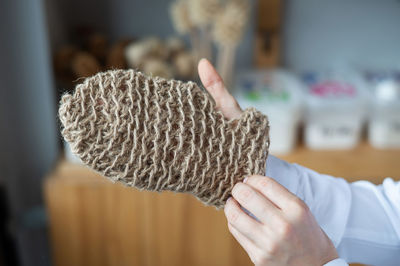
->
xmin=59 ymin=70 xmax=270 ymax=208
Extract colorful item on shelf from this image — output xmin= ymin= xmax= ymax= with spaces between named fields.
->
xmin=234 ymin=70 xmax=303 ymax=154
xmin=301 ymin=70 xmax=367 ymax=150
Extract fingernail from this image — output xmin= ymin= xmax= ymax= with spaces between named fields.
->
xmin=227 ymin=196 xmax=232 ymax=202
xmin=243 ymin=176 xmax=249 ymax=183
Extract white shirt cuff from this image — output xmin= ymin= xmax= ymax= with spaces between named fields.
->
xmin=265 ymin=155 xmax=352 ymax=247
xmin=324 ymin=258 xmax=348 ymax=266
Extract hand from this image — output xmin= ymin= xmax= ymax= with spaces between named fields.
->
xmin=198 ymin=59 xmax=338 ymax=265
xmin=225 ymin=176 xmax=339 ymax=265
xmin=198 ymin=58 xmax=243 ymax=120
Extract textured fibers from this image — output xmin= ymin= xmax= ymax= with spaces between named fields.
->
xmin=59 ymin=69 xmax=270 ymax=208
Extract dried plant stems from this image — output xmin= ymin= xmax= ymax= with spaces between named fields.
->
xmin=216 ymin=44 xmax=236 ymax=88
xmin=187 ymin=0 xmax=220 ymax=61
xmin=213 ymin=0 xmax=249 ymax=87
xmin=170 ymin=0 xmax=201 ymax=63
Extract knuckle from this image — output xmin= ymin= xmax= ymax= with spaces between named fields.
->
xmin=257 ymin=177 xmax=270 ymax=189
xmin=240 ymin=221 xmax=258 ymax=236
xmin=255 ymin=177 xmax=274 ymax=195
xmin=232 ymin=184 xmax=254 ymax=202
xmin=251 ymin=250 xmax=270 ymax=266
xmin=278 ymin=222 xmax=293 ymax=239
xmin=266 ymin=243 xmax=279 ymax=256
xmin=291 ymin=198 xmax=309 ymax=218
xmin=253 ymin=255 xmax=268 ymax=266
xmin=225 ymin=204 xmax=240 ymax=224
xmin=229 ymin=210 xmax=240 ymax=224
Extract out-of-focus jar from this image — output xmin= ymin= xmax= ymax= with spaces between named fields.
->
xmin=234 ymin=69 xmax=303 ymax=155
xmin=301 ymin=70 xmax=368 ymax=150
xmin=365 ymin=71 xmax=400 ymax=149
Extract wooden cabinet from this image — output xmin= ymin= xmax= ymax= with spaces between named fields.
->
xmin=254 ymin=0 xmax=282 ymax=67
xmin=45 ymin=142 xmax=400 ymax=266
xmin=45 ymin=163 xmax=251 ymax=266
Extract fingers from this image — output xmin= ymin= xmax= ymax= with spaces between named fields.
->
xmin=232 ymin=183 xmax=282 ymax=226
xmin=224 ymin=197 xmax=267 ymax=248
xmin=227 ymin=223 xmax=263 ymax=262
xmin=245 ymin=175 xmax=304 ymax=212
xmin=198 ymin=58 xmax=242 ymax=120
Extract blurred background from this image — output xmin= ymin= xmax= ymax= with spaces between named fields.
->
xmin=0 ymin=0 xmax=400 ymax=265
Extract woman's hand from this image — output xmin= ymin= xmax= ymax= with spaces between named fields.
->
xmin=198 ymin=59 xmax=338 ymax=265
xmin=225 ymin=176 xmax=339 ymax=266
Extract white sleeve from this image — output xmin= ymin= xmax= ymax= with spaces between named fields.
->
xmin=324 ymin=258 xmax=349 ymax=266
xmin=265 ymin=155 xmax=400 ymax=266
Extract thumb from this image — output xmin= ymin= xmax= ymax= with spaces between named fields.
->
xmin=198 ymin=58 xmax=242 ymax=120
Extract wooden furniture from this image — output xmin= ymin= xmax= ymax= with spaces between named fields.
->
xmin=254 ymin=0 xmax=282 ymax=67
xmin=281 ymin=142 xmax=400 ymax=182
xmin=45 ymin=162 xmax=251 ymax=266
xmin=45 ymin=142 xmax=400 ymax=266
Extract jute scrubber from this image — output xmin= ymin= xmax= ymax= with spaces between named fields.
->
xmin=59 ymin=69 xmax=270 ymax=208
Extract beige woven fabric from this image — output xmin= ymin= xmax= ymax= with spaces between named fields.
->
xmin=59 ymin=70 xmax=270 ymax=208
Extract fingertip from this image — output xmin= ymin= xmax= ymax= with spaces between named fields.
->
xmin=198 ymin=58 xmax=209 ymax=67
xmin=198 ymin=59 xmax=223 ymax=88
xmin=197 ymin=58 xmax=211 ymax=78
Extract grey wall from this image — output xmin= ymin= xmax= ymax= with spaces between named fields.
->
xmin=0 ymin=0 xmax=59 ymax=265
xmin=283 ymin=0 xmax=400 ymax=71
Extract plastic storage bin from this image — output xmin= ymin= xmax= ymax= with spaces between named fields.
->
xmin=234 ymin=69 xmax=303 ymax=154
xmin=301 ymin=70 xmax=367 ymax=150
xmin=365 ymin=71 xmax=400 ymax=149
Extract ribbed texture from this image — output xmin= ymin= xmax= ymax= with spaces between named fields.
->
xmin=59 ymin=70 xmax=270 ymax=208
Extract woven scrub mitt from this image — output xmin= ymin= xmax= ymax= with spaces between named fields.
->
xmin=59 ymin=70 xmax=270 ymax=208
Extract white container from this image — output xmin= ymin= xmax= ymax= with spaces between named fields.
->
xmin=366 ymin=72 xmax=400 ymax=149
xmin=234 ymin=69 xmax=303 ymax=155
xmin=302 ymin=70 xmax=367 ymax=150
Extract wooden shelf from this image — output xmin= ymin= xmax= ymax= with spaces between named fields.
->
xmin=45 ymin=143 xmax=399 ymax=266
xmin=279 ymin=141 xmax=400 ymax=183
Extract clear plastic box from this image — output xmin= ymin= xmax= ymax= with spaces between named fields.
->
xmin=365 ymin=71 xmax=400 ymax=149
xmin=301 ymin=70 xmax=367 ymax=150
xmin=234 ymin=69 xmax=303 ymax=154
